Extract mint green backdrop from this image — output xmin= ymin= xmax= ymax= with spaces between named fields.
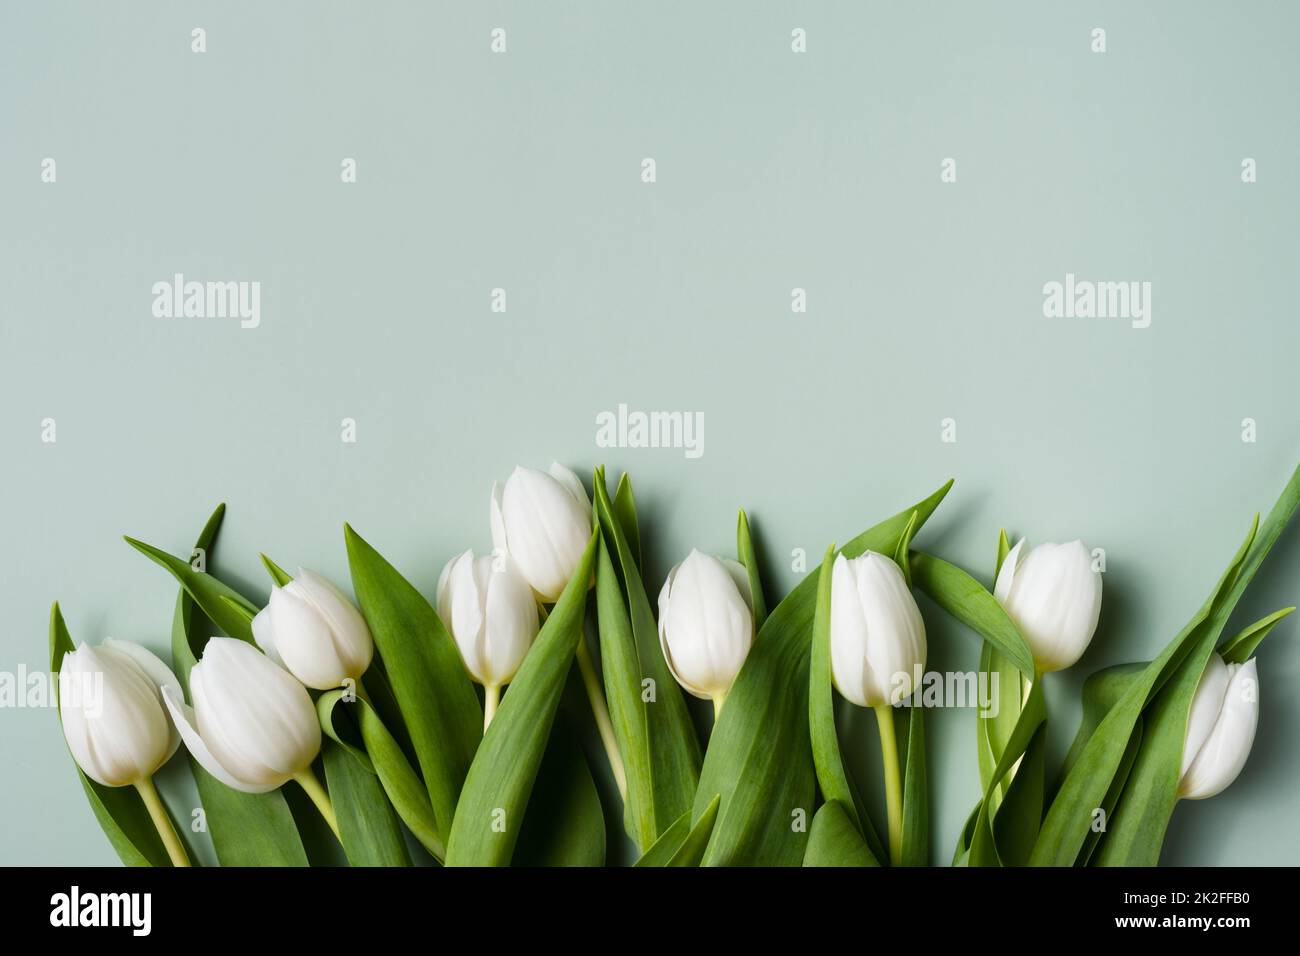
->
xmin=2 ymin=2 xmax=1297 ymax=865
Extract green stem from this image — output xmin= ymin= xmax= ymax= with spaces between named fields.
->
xmin=712 ymin=691 xmax=727 ymax=721
xmin=874 ymin=703 xmax=903 ymax=867
xmin=483 ymin=683 xmax=500 ymax=731
xmin=575 ymin=637 xmax=627 ymax=800
xmin=294 ymin=768 xmax=341 ymax=841
xmin=353 ymin=676 xmax=372 ymax=706
xmin=134 ymin=776 xmax=190 ymax=868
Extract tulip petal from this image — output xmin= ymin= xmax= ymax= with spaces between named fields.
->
xmin=993 ymin=538 xmax=1025 ymax=605
xmin=1180 ymin=659 xmax=1259 ymax=800
xmin=250 ymin=600 xmax=284 ymax=667
xmin=161 ymin=685 xmax=280 ymax=793
xmin=490 ymin=482 xmax=508 ymax=556
xmin=103 ymin=638 xmax=184 ymax=761
xmin=549 ymin=461 xmax=592 ymax=510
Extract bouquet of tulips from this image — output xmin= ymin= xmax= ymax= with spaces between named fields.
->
xmin=50 ymin=461 xmax=1299 ymax=867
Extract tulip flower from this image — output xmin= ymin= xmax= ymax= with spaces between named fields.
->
xmin=829 ymin=551 xmax=928 ymax=866
xmin=490 ymin=463 xmax=592 ymax=603
xmin=251 ymin=568 xmax=374 ymax=691
xmin=59 ymin=639 xmax=190 ymax=866
xmin=993 ymin=538 xmax=1102 ymax=674
xmin=1178 ymin=654 xmax=1259 ymax=800
xmin=162 ymin=637 xmax=337 ymax=838
xmin=436 ymin=549 xmax=540 ymax=728
xmin=657 ymin=550 xmax=755 ymax=716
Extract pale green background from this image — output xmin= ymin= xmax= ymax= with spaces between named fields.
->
xmin=2 ymin=2 xmax=1297 ymax=866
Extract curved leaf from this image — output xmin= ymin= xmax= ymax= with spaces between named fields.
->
xmin=514 ymin=720 xmax=606 ymax=867
xmin=803 ymin=801 xmax=879 ymax=867
xmin=737 ymin=509 xmax=768 ymax=629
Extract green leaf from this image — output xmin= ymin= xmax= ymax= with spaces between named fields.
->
xmin=344 ymin=524 xmax=482 ymax=844
xmin=893 ymin=511 xmax=918 ymax=587
xmin=1059 ymin=662 xmax=1144 ymax=782
xmin=977 ymin=643 xmax=1025 ymax=813
xmin=1033 ymin=457 xmax=1300 ymax=867
xmin=803 ymin=801 xmax=880 ymax=867
xmin=317 ymin=690 xmax=443 ymax=860
xmin=322 ymin=738 xmax=412 ymax=867
xmin=171 ymin=507 xmax=308 ymax=867
xmin=696 ymin=480 xmax=954 ymax=866
xmin=123 ymin=535 xmax=260 ymax=642
xmin=514 ymin=720 xmax=607 ymax=866
xmin=633 ymin=809 xmax=692 ymax=866
xmin=737 ymin=509 xmax=769 ymax=629
xmin=990 ymin=722 xmax=1046 ymax=866
xmin=633 ymin=795 xmax=721 ymax=867
xmin=259 ymin=553 xmax=293 ymax=587
xmin=1220 ymin=606 xmax=1295 ymax=664
xmin=592 ymin=469 xmax=701 ymax=850
xmin=808 ymin=543 xmax=885 ymax=863
xmin=612 ymin=472 xmax=642 ymax=572
xmin=1079 ymin=716 xmax=1144 ymax=866
xmin=967 ymin=682 xmax=1047 ymax=866
xmin=50 ymin=604 xmax=176 ymax=867
xmin=911 ymin=551 xmax=1035 ymax=678
xmin=900 ymin=706 xmax=928 ymax=866
xmin=443 ymin=532 xmax=597 ymax=866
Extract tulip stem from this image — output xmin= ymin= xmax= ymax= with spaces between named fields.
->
xmin=294 ymin=769 xmax=341 ymax=841
xmin=712 ymin=692 xmax=727 ymax=721
xmin=134 ymin=776 xmax=191 ymax=868
xmin=483 ymin=684 xmax=500 ymax=731
xmin=574 ymin=638 xmax=627 ymax=801
xmin=874 ymin=703 xmax=904 ymax=867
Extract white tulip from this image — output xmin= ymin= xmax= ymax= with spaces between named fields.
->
xmin=436 ymin=549 xmax=539 ymax=689
xmin=162 ymin=637 xmax=321 ymax=794
xmin=59 ymin=639 xmax=181 ymax=788
xmin=251 ymin=568 xmax=374 ymax=690
xmin=491 ymin=463 xmax=592 ymax=602
xmin=657 ymin=550 xmax=755 ymax=711
xmin=1179 ymin=654 xmax=1259 ymax=800
xmin=993 ymin=539 xmax=1102 ymax=674
xmin=829 ymin=552 xmax=927 ymax=707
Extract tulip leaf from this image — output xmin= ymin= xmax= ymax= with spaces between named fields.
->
xmin=317 ymin=691 xmax=443 ymax=860
xmin=612 ymin=472 xmax=642 ymax=572
xmin=444 ymin=533 xmax=597 ymax=865
xmin=1035 ymin=461 xmax=1300 ymax=865
xmin=737 ymin=508 xmax=769 ymax=629
xmin=808 ymin=544 xmax=885 ymax=863
xmin=592 ymin=469 xmax=701 ymax=850
xmin=1079 ymin=716 xmax=1143 ymax=865
xmin=893 ymin=511 xmax=918 ymax=586
xmin=633 ymin=808 xmax=692 ymax=866
xmin=171 ymin=506 xmax=309 ymax=867
xmin=900 ymin=706 xmax=928 ymax=866
xmin=322 ymin=738 xmax=412 ymax=867
xmin=1220 ymin=606 xmax=1295 ymax=664
xmin=514 ymin=719 xmax=607 ymax=866
xmin=1059 ymin=662 xmax=1144 ymax=781
xmin=910 ymin=551 xmax=1035 ymax=679
xmin=803 ymin=800 xmax=880 ymax=867
xmin=259 ymin=552 xmax=293 ymax=588
xmin=990 ymin=722 xmax=1046 ymax=866
xmin=49 ymin=604 xmax=177 ymax=867
xmin=696 ymin=480 xmax=953 ymax=866
xmin=124 ymin=535 xmax=260 ymax=642
xmin=967 ymin=681 xmax=1047 ymax=866
xmin=995 ymin=528 xmax=1012 ymax=576
xmin=344 ymin=524 xmax=483 ymax=844
xmin=664 ymin=793 xmax=720 ymax=867
xmin=977 ymin=643 xmax=1025 ymax=813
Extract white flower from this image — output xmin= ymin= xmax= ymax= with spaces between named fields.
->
xmin=490 ymin=463 xmax=592 ymax=602
xmin=59 ymin=640 xmax=181 ymax=787
xmin=830 ymin=552 xmax=927 ymax=707
xmin=993 ymin=539 xmax=1102 ymax=673
xmin=251 ymin=568 xmax=374 ymax=690
xmin=162 ymin=637 xmax=321 ymax=793
xmin=436 ymin=549 xmax=539 ymax=687
xmin=657 ymin=550 xmax=755 ymax=705
xmin=1179 ymin=654 xmax=1260 ymax=800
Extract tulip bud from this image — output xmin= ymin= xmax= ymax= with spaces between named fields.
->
xmin=59 ymin=640 xmax=181 ymax=787
xmin=1178 ymin=654 xmax=1259 ymax=800
xmin=830 ymin=552 xmax=927 ymax=707
xmin=436 ymin=549 xmax=539 ymax=687
xmin=491 ymin=463 xmax=591 ymax=603
xmin=251 ymin=568 xmax=374 ymax=690
xmin=162 ymin=637 xmax=321 ymax=793
xmin=993 ymin=539 xmax=1102 ymax=674
xmin=657 ymin=550 xmax=755 ymax=708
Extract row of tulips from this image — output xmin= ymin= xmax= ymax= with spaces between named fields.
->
xmin=52 ymin=462 xmax=1297 ymax=866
